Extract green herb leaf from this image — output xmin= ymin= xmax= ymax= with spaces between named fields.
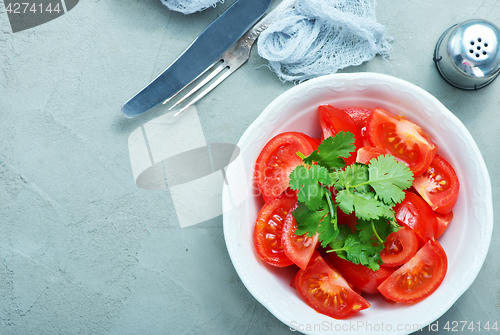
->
xmin=317 ymin=204 xmax=339 ymax=248
xmin=328 ymin=224 xmax=352 ymax=259
xmin=356 ymin=219 xmax=376 ymax=243
xmin=303 ymin=132 xmax=355 ymax=171
xmin=336 ymin=190 xmax=386 ymax=220
xmin=334 ymin=163 xmax=370 ymax=191
xmin=293 ymin=202 xmax=329 ymax=238
xmin=289 ymin=165 xmax=333 ymax=210
xmin=368 ymin=155 xmax=414 ymax=205
xmin=335 ymin=232 xmax=384 ymax=270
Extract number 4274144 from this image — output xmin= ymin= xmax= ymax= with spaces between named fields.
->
xmin=443 ymin=321 xmax=498 ymax=332
xmin=6 ymin=2 xmax=62 ymax=14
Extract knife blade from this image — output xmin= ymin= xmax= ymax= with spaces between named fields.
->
xmin=122 ymin=0 xmax=274 ymax=118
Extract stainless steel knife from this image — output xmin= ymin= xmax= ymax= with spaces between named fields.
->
xmin=122 ymin=0 xmax=274 ymax=118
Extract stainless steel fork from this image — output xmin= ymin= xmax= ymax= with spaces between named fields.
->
xmin=164 ymin=0 xmax=297 ymax=116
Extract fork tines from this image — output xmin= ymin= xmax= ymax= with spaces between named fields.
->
xmin=163 ymin=58 xmax=232 ymax=116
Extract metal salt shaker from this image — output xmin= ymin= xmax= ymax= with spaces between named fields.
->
xmin=434 ymin=19 xmax=500 ymax=90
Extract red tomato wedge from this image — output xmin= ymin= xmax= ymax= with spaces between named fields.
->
xmin=366 ymin=108 xmax=438 ymax=176
xmin=255 ymin=132 xmax=317 ymax=203
xmin=380 ymin=227 xmax=419 ymax=267
xmin=355 ymin=146 xmax=385 ymax=164
xmin=342 ymin=107 xmax=372 ymax=129
xmin=295 ymin=251 xmax=370 ymax=319
xmin=290 ymin=271 xmax=299 ymax=289
xmin=436 ymin=211 xmax=453 ymax=239
xmin=378 ymin=239 xmax=447 ymax=303
xmin=343 ymin=108 xmax=372 ymax=146
xmin=282 ymin=210 xmax=319 ymax=270
xmin=253 ymin=192 xmax=297 ymax=267
xmin=394 ymin=191 xmax=438 ymax=243
xmin=318 ymin=105 xmax=363 ymax=165
xmin=325 ymin=252 xmax=395 ymax=294
xmin=413 ymin=154 xmax=460 ymax=214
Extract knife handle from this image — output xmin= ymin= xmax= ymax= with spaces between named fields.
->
xmin=121 ymin=0 xmax=274 ymax=118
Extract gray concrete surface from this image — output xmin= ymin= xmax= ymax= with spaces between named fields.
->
xmin=0 ymin=0 xmax=498 ymax=334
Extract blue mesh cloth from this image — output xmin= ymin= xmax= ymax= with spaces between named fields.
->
xmin=257 ymin=0 xmax=391 ymax=82
xmin=160 ymin=0 xmax=221 ymax=15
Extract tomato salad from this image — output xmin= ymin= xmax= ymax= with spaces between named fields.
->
xmin=252 ymin=106 xmax=459 ymax=319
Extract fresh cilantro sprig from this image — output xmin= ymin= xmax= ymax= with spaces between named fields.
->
xmin=303 ymin=132 xmax=356 ymax=170
xmin=289 ymin=132 xmax=413 ymax=270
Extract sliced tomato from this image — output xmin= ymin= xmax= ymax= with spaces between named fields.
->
xmin=436 ymin=211 xmax=453 ymax=239
xmin=282 ymin=210 xmax=319 ymax=270
xmin=255 ymin=132 xmax=317 ymax=202
xmin=253 ymin=192 xmax=297 ymax=267
xmin=318 ymin=105 xmax=363 ymax=165
xmin=311 ymin=138 xmax=322 ymax=146
xmin=412 ymin=154 xmax=460 ymax=214
xmin=290 ymin=271 xmax=299 ymax=289
xmin=366 ymin=108 xmax=438 ymax=176
xmin=355 ymin=146 xmax=385 ymax=164
xmin=342 ymin=107 xmax=372 ymax=129
xmin=378 ymin=239 xmax=447 ymax=303
xmin=342 ymin=107 xmax=373 ymax=147
xmin=295 ymin=251 xmax=370 ymax=319
xmin=380 ymin=227 xmax=419 ymax=267
xmin=325 ymin=252 xmax=395 ymax=294
xmin=394 ymin=190 xmax=438 ymax=243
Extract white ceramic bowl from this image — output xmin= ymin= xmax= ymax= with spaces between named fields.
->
xmin=222 ymin=73 xmax=493 ymax=335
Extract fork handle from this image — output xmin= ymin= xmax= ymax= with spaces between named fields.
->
xmin=241 ymin=0 xmax=297 ymax=47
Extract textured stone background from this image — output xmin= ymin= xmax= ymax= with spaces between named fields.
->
xmin=0 ymin=0 xmax=498 ymax=334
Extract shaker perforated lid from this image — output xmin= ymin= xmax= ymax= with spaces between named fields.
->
xmin=434 ymin=19 xmax=500 ymax=90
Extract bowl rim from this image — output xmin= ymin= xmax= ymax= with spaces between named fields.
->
xmin=222 ymin=72 xmax=494 ymax=335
